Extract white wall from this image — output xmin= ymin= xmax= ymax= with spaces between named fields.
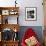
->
xmin=0 ymin=0 xmax=15 ymax=7
xmin=18 ymin=0 xmax=44 ymax=26
xmin=0 ymin=0 xmax=44 ymax=26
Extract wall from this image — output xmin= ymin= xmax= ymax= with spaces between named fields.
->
xmin=18 ymin=26 xmax=43 ymax=43
xmin=0 ymin=0 xmax=44 ymax=26
xmin=18 ymin=0 xmax=44 ymax=26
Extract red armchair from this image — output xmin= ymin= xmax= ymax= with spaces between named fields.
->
xmin=21 ymin=28 xmax=41 ymax=46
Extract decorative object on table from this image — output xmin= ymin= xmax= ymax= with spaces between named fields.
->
xmin=13 ymin=28 xmax=18 ymax=40
xmin=15 ymin=0 xmax=17 ymax=7
xmin=21 ymin=28 xmax=41 ymax=46
xmin=9 ymin=10 xmax=18 ymax=15
xmin=13 ymin=32 xmax=18 ymax=41
xmin=25 ymin=7 xmax=37 ymax=21
xmin=5 ymin=18 xmax=8 ymax=24
xmin=2 ymin=28 xmax=13 ymax=41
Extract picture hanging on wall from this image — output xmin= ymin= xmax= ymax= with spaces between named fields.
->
xmin=25 ymin=7 xmax=37 ymax=21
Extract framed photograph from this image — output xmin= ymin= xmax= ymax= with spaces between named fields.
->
xmin=2 ymin=10 xmax=9 ymax=15
xmin=25 ymin=7 xmax=37 ymax=21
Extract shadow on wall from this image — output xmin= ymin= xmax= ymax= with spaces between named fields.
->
xmin=18 ymin=26 xmax=43 ymax=44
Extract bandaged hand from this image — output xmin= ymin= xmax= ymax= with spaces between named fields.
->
xmin=25 ymin=36 xmax=38 ymax=46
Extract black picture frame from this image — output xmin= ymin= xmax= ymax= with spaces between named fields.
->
xmin=25 ymin=7 xmax=37 ymax=21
